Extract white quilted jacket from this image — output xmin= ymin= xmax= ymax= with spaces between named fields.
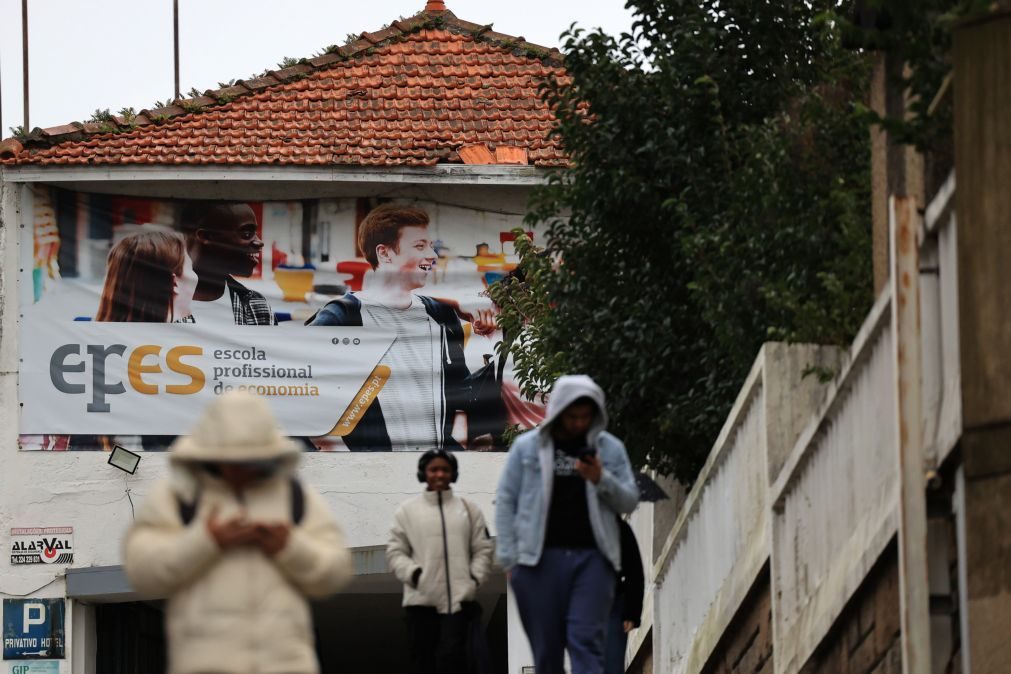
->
xmin=386 ymin=488 xmax=494 ymax=614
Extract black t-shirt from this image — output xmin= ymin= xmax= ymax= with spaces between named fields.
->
xmin=544 ymin=437 xmax=597 ymax=549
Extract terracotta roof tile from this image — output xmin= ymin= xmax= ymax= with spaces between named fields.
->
xmin=3 ymin=7 xmax=566 ymax=168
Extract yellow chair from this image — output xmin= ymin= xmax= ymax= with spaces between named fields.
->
xmin=274 ymin=267 xmax=315 ymax=302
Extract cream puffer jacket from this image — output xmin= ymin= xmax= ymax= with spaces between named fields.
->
xmin=123 ymin=391 xmax=352 ymax=674
xmin=386 ymin=489 xmax=494 ymax=614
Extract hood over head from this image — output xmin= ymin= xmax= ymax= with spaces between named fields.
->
xmin=169 ymin=390 xmax=301 ymax=464
xmin=540 ymin=374 xmax=608 ymax=439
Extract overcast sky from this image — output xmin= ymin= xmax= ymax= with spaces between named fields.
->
xmin=0 ymin=0 xmax=635 ymax=135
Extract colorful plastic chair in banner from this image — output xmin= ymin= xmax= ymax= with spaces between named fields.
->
xmin=270 ymin=242 xmax=289 ymax=272
xmin=274 ymin=264 xmax=316 ymax=302
xmin=499 ymin=230 xmax=534 ymax=254
xmin=337 ymin=260 xmax=371 ymax=292
xmin=482 ymin=270 xmax=507 ymax=288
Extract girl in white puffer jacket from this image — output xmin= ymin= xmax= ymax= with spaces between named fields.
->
xmin=387 ymin=449 xmax=495 ymax=674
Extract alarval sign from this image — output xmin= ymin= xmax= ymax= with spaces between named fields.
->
xmin=9 ymin=528 xmax=74 ymax=566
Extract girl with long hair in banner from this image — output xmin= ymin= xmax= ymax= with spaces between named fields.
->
xmin=67 ymin=230 xmax=197 ymax=451
xmin=97 ymin=229 xmax=196 ymax=323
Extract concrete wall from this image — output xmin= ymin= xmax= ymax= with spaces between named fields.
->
xmin=648 ymin=291 xmax=909 ymax=674
xmin=952 ymin=12 xmax=1011 ymax=671
xmin=651 ymin=342 xmax=841 ymax=674
xmin=771 ymin=293 xmax=898 ymax=674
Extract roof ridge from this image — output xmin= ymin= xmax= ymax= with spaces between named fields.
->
xmin=1 ymin=9 xmax=564 ymax=155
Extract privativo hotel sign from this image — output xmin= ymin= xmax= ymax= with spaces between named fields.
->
xmin=2 ymin=599 xmax=65 ymax=660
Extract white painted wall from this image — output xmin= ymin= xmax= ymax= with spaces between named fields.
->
xmin=0 ymin=451 xmax=507 ymax=569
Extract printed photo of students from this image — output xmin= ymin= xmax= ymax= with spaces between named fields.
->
xmin=70 ymin=229 xmax=197 ymax=451
xmin=307 ymin=205 xmax=475 ymax=452
xmin=177 ymin=201 xmax=275 ymax=325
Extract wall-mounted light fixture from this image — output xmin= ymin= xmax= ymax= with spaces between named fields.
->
xmin=108 ymin=445 xmax=140 ymax=474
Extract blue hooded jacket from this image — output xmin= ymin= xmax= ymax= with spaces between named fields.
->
xmin=494 ymin=375 xmax=639 ymax=571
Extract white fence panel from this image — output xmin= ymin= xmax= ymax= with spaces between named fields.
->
xmin=654 ymin=371 xmax=768 ymax=674
xmin=771 ymin=294 xmax=899 ymax=674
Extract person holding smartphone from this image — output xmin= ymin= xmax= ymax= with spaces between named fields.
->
xmin=123 ymin=391 xmax=352 ymax=674
xmin=495 ymin=375 xmax=639 ymax=674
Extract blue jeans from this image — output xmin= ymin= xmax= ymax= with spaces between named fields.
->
xmin=510 ymin=547 xmax=615 ymax=674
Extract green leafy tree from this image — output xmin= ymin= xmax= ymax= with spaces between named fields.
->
xmin=491 ymin=0 xmax=874 ymax=481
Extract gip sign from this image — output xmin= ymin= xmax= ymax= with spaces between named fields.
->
xmin=2 ymin=599 xmax=65 ymax=660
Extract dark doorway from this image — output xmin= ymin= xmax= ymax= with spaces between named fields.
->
xmin=95 ymin=601 xmax=166 ymax=674
xmin=312 ymin=590 xmax=508 ymax=673
xmin=90 ymin=585 xmax=507 ymax=673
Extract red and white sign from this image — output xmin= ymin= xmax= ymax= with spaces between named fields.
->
xmin=9 ymin=528 xmax=74 ymax=566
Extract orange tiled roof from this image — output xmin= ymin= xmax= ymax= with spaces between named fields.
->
xmin=1 ymin=6 xmax=567 ymax=168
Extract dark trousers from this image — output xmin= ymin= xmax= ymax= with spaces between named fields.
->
xmin=604 ymin=592 xmax=628 ymax=674
xmin=510 ymin=547 xmax=616 ymax=674
xmin=405 ymin=606 xmax=468 ymax=674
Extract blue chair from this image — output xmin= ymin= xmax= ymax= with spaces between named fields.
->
xmin=483 ymin=271 xmax=507 ymax=287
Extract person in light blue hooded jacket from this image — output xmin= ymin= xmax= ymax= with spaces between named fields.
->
xmin=495 ymin=374 xmax=639 ymax=674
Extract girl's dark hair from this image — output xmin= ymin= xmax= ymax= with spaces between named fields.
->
xmin=96 ymin=230 xmax=186 ymax=322
xmin=417 ymin=449 xmax=458 ymax=483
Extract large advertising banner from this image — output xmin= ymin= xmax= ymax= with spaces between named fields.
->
xmin=18 ymin=188 xmax=545 ymax=452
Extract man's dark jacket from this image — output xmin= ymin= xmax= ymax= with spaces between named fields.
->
xmin=618 ymin=518 xmax=645 ymax=627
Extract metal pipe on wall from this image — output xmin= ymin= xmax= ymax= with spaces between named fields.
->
xmin=173 ymin=0 xmax=180 ymax=100
xmin=22 ymin=0 xmax=29 ymax=132
xmin=890 ymin=194 xmax=932 ymax=674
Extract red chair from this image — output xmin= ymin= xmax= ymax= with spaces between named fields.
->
xmin=500 ymin=230 xmax=534 ymax=254
xmin=337 ymin=260 xmax=371 ymax=292
xmin=271 ymin=242 xmax=289 ymax=272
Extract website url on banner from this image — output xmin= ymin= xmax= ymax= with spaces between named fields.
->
xmin=330 ymin=365 xmax=391 ymax=436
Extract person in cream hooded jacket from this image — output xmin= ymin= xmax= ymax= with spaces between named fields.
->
xmin=387 ymin=449 xmax=494 ymax=674
xmin=123 ymin=391 xmax=352 ymax=674
xmin=495 ymin=375 xmax=639 ymax=674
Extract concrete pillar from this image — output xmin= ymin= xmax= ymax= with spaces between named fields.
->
xmin=952 ymin=9 xmax=1011 ymax=672
xmin=761 ymin=342 xmax=844 ymax=485
xmin=506 ymin=583 xmax=534 ymax=674
xmin=70 ymin=600 xmax=97 ymax=674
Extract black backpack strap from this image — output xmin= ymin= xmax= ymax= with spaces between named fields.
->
xmin=290 ymin=478 xmax=305 ymax=525
xmin=177 ymin=486 xmax=201 ymax=526
xmin=177 ymin=481 xmax=304 ymax=526
xmin=304 ymin=294 xmax=363 ymax=326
